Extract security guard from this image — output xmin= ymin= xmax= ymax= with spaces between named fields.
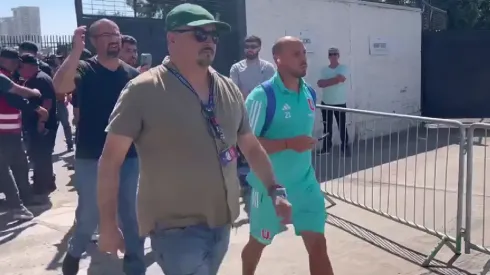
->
xmin=0 ymin=48 xmax=48 ymax=219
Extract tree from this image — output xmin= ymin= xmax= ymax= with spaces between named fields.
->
xmin=429 ymin=0 xmax=490 ymax=29
xmin=126 ymin=0 xmax=176 ymax=18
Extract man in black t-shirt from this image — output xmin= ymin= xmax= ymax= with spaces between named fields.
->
xmin=18 ymin=54 xmax=58 ymax=198
xmin=53 ymin=21 xmax=144 ymax=275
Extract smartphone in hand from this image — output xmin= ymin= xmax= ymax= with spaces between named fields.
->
xmin=140 ymin=53 xmax=152 ymax=67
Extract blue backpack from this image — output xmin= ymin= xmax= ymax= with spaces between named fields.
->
xmin=259 ymin=79 xmax=317 ymax=137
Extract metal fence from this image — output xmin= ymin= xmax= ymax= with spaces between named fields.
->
xmin=313 ymin=105 xmax=467 ymax=266
xmin=465 ymin=123 xmax=490 ymax=255
xmin=0 ymin=35 xmax=73 ymax=56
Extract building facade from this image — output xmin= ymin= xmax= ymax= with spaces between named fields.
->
xmin=246 ymin=0 xmax=422 ymax=141
xmin=0 ymin=17 xmax=15 ymax=36
xmin=11 ymin=6 xmax=41 ymax=36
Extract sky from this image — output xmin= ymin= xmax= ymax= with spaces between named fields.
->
xmin=0 ymin=0 xmax=77 ymax=35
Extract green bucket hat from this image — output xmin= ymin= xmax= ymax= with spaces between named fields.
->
xmin=166 ymin=3 xmax=231 ymax=32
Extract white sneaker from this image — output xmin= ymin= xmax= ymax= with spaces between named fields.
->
xmin=91 ymin=232 xmax=99 ymax=242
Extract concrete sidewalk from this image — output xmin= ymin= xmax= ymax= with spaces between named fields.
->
xmin=0 ymin=129 xmax=489 ymax=275
xmin=1 ymin=197 xmax=489 ymax=275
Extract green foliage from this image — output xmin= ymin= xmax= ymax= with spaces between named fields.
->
xmin=430 ymin=0 xmax=490 ymax=29
xmin=126 ymin=0 xmax=174 ymax=18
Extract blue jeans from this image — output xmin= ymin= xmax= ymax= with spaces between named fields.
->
xmin=67 ymin=158 xmax=145 ymax=275
xmin=150 ymin=224 xmax=230 ymax=275
xmin=56 ymin=101 xmax=73 ymax=148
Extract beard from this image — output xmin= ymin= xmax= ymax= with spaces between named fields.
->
xmin=245 ymin=52 xmax=258 ymax=60
xmin=197 ymin=49 xmax=215 ymax=67
xmin=106 ymin=49 xmax=120 ymax=58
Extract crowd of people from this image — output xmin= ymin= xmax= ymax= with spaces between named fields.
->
xmin=0 ymin=2 xmax=356 ymax=275
xmin=0 ymin=33 xmax=146 ymax=219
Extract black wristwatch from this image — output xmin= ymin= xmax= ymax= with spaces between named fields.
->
xmin=268 ymin=185 xmax=286 ymax=198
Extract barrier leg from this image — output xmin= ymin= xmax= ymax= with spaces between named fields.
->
xmin=422 ymin=236 xmax=458 ymax=267
xmin=323 ymin=191 xmax=337 ymax=210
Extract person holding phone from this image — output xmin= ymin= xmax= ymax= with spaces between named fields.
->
xmin=119 ymin=35 xmax=139 ymax=67
xmin=138 ymin=53 xmax=152 ymax=73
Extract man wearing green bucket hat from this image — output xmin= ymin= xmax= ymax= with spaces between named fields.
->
xmin=98 ymin=3 xmax=292 ymax=275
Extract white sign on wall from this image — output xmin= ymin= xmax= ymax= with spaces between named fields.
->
xmin=299 ymin=30 xmax=314 ymax=53
xmin=369 ymin=36 xmax=389 ymax=55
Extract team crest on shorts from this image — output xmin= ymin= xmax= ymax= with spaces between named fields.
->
xmin=307 ymin=98 xmax=315 ymax=111
xmin=261 ymin=229 xmax=271 ymax=240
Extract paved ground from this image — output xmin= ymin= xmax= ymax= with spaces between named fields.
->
xmin=0 ymin=123 xmax=489 ymax=274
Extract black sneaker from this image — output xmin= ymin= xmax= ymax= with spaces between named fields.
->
xmin=91 ymin=232 xmax=99 ymax=243
xmin=62 ymin=253 xmax=80 ymax=275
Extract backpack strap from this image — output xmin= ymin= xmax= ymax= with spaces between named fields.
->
xmin=259 ymin=80 xmax=276 ymax=137
xmin=305 ymin=84 xmax=317 ymax=104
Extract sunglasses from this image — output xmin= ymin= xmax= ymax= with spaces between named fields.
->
xmin=92 ymin=32 xmax=121 ymax=39
xmin=244 ymin=44 xmax=259 ymax=50
xmin=173 ymin=28 xmax=220 ymax=44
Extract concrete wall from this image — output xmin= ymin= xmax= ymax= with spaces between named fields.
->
xmin=245 ymin=0 xmax=422 ymax=142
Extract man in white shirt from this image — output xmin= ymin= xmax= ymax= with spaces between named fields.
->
xmin=230 ymin=35 xmax=275 ymax=99
xmin=317 ymin=47 xmax=350 ymax=156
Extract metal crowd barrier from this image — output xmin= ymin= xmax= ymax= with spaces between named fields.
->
xmin=313 ymin=105 xmax=466 ymax=266
xmin=465 ymin=123 xmax=490 ymax=255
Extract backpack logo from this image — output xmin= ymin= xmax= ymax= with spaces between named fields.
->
xmin=307 ymin=98 xmax=315 ymax=111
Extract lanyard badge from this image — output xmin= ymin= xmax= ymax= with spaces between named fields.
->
xmin=166 ymin=66 xmax=237 ymax=166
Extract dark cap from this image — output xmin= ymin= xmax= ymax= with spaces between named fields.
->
xmin=19 ymin=41 xmax=39 ymax=54
xmin=0 ymin=48 xmax=19 ymax=60
xmin=166 ymin=3 xmax=230 ymax=32
xmin=328 ymin=47 xmax=339 ymax=54
xmin=19 ymin=53 xmax=39 ymax=66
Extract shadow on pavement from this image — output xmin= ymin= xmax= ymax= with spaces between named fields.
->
xmin=0 ymin=202 xmax=52 ymax=245
xmin=45 ymin=223 xmax=75 ymax=270
xmin=233 ymin=218 xmax=250 ymax=228
xmin=314 ymin=125 xmax=466 ymax=183
xmin=85 ymin=249 xmax=155 ymax=275
xmin=327 ymin=214 xmax=477 ymax=275
xmin=46 ymin=224 xmax=155 ymax=274
xmin=52 ymin=151 xmax=67 ymax=164
xmin=60 ymin=153 xmax=75 ymax=191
